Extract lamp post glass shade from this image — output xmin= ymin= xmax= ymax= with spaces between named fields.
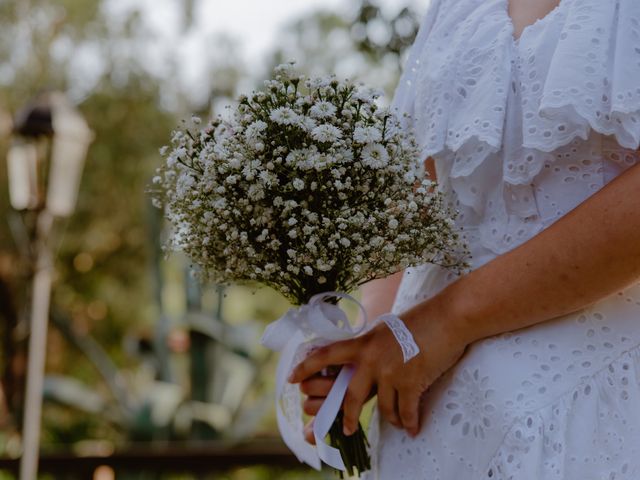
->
xmin=47 ymin=95 xmax=93 ymax=217
xmin=8 ymin=91 xmax=93 ymax=216
xmin=7 ymin=139 xmax=39 ymax=210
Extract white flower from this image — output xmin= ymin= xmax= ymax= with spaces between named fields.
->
xmin=248 ymin=184 xmax=265 ymax=200
xmin=311 ymin=124 xmax=343 ymax=143
xmin=154 ymin=65 xmax=467 ymax=307
xmin=286 ymin=149 xmax=312 ymax=167
xmin=335 ymin=149 xmax=354 ymax=163
xmin=259 ymin=170 xmax=277 ymax=186
xmin=310 ymin=101 xmax=337 ymax=119
xmin=308 ymin=152 xmax=338 ymax=170
xmin=369 ymin=236 xmax=384 ymax=247
xmin=274 ymin=62 xmax=297 ymax=80
xmin=245 ymin=120 xmax=268 ymax=144
xmin=316 ymin=260 xmax=332 ymax=271
xmin=330 ymin=169 xmax=343 ymax=179
xmin=403 ymin=171 xmax=416 ymax=183
xmin=215 ymin=123 xmax=232 ymax=139
xmin=352 ymin=86 xmax=382 ymax=102
xmin=353 ymin=126 xmax=382 ymax=144
xmin=361 ymin=143 xmax=389 ymax=169
xmin=270 ymin=107 xmax=300 ymax=126
xmin=308 ymin=76 xmax=331 ymax=89
xmin=301 ymin=117 xmax=318 ymax=132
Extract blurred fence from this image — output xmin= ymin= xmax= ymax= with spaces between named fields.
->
xmin=0 ymin=439 xmax=309 ymax=479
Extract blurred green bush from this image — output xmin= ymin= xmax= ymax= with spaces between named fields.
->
xmin=0 ymin=0 xmax=420 ymax=475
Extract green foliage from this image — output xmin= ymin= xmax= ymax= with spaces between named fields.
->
xmin=265 ymin=2 xmax=420 ymax=102
xmin=0 ymin=0 xmax=186 ymax=446
xmin=0 ymin=0 xmax=422 ymax=473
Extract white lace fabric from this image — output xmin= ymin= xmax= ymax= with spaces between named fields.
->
xmin=378 ymin=313 xmax=421 ymax=362
xmin=363 ymin=0 xmax=640 ymax=478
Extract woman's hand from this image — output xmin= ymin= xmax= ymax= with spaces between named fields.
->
xmin=298 ymin=272 xmax=405 ymax=444
xmin=289 ymin=296 xmax=470 ymax=438
xmin=300 ymin=371 xmax=338 ymax=445
xmin=299 ymin=370 xmax=375 ymax=444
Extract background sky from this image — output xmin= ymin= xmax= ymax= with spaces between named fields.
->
xmin=196 ymin=0 xmax=431 ymax=66
xmin=103 ymin=0 xmax=431 ymax=92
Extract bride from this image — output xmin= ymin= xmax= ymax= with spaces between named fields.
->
xmin=288 ymin=0 xmax=640 ymax=478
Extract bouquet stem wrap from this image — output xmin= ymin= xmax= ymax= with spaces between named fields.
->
xmin=260 ymin=292 xmax=420 ymax=472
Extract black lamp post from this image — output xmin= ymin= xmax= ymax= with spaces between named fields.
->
xmin=6 ymin=91 xmax=93 ymax=480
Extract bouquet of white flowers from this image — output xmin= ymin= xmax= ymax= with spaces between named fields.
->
xmin=152 ymin=62 xmax=467 ymax=477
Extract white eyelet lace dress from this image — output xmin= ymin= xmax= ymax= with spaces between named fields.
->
xmin=362 ymin=0 xmax=640 ymax=479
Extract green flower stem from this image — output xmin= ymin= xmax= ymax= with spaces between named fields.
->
xmin=328 ymin=410 xmax=371 ymax=479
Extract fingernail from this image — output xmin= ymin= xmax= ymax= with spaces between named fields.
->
xmin=343 ymin=425 xmax=353 ymax=436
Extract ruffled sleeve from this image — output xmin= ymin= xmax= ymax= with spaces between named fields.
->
xmin=514 ymin=0 xmax=640 ymax=161
xmin=391 ymin=0 xmax=515 ymax=163
xmin=390 ymin=0 xmax=640 ymax=257
xmin=501 ymin=0 xmax=640 ymax=198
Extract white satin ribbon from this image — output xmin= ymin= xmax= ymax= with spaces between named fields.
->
xmin=260 ymin=291 xmax=421 ymax=471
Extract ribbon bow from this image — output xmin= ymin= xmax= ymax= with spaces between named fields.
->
xmin=260 ymin=292 xmax=369 ymax=470
xmin=260 ymin=291 xmax=420 ymax=471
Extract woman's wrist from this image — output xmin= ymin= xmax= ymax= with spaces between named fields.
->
xmin=399 ymin=288 xmax=478 ymax=354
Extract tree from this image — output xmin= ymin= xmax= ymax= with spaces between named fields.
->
xmin=265 ymin=0 xmax=421 ymax=102
xmin=0 ymin=0 xmax=422 ymax=458
xmin=0 ymin=0 xmax=188 ymax=447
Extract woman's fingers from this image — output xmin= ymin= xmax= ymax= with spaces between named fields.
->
xmin=341 ymin=369 xmax=373 ymax=436
xmin=398 ymin=388 xmax=421 ymax=437
xmin=304 ymin=419 xmax=315 ymax=445
xmin=303 ymin=396 xmax=326 ymax=416
xmin=288 ymin=339 xmax=359 ymax=383
xmin=299 ymin=374 xmax=336 ymax=397
xmin=377 ymin=384 xmax=401 ymax=428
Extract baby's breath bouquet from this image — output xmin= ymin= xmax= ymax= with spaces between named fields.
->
xmin=152 ymin=63 xmax=466 ymax=477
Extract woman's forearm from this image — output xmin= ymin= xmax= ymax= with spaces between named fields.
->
xmin=406 ymin=161 xmax=640 ymax=347
xmin=360 ymin=271 xmax=405 ymax=322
